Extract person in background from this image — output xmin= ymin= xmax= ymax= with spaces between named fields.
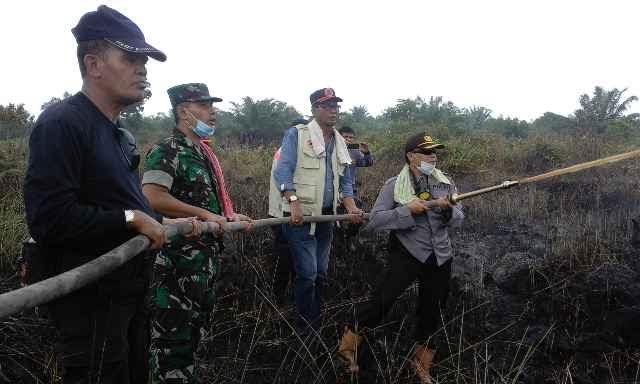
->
xmin=338 ymin=125 xmax=374 ymax=197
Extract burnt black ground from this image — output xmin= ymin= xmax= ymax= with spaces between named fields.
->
xmin=2 ymin=175 xmax=640 ymax=383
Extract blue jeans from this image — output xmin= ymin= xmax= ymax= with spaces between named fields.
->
xmin=281 ymin=221 xmax=333 ymax=331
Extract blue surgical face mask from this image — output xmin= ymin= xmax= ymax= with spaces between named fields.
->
xmin=418 ymin=161 xmax=435 ymax=175
xmin=192 ymin=119 xmax=215 ymax=138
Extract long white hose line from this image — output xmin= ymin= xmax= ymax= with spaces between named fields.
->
xmin=0 ymin=213 xmax=368 ymax=319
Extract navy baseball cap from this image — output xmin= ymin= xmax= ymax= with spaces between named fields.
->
xmin=71 ymin=5 xmax=166 ymax=62
xmin=310 ymin=88 xmax=343 ymax=105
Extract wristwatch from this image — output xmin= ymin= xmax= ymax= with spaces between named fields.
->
xmin=287 ymin=195 xmax=299 ymax=203
xmin=124 ymin=210 xmax=135 ymax=229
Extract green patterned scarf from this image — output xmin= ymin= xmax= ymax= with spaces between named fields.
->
xmin=393 ymin=164 xmax=451 ymax=204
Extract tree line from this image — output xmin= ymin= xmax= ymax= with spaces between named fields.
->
xmin=1 ymin=86 xmax=638 ymax=143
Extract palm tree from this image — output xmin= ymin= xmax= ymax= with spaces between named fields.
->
xmin=575 ymin=86 xmax=639 ymax=133
xmin=462 ymin=106 xmax=492 ymax=130
xmin=230 ymin=97 xmax=300 ymax=144
xmin=350 ymin=105 xmax=370 ymax=123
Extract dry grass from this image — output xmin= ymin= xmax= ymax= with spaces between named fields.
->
xmin=2 ymin=131 xmax=640 ymax=382
xmin=0 ymin=138 xmax=27 ymax=272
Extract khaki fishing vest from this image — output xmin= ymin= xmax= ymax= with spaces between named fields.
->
xmin=268 ymin=124 xmax=345 ymax=230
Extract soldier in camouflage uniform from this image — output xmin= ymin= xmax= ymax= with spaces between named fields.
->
xmin=142 ymin=83 xmax=251 ymax=383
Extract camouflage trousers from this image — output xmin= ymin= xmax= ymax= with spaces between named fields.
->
xmin=149 ymin=237 xmax=219 ymax=384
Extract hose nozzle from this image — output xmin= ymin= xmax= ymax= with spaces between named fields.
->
xmin=448 ymin=180 xmax=520 ymax=204
xmin=501 ymin=180 xmax=519 ymax=188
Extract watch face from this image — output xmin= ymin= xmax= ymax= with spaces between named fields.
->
xmin=125 ymin=210 xmax=134 ymax=223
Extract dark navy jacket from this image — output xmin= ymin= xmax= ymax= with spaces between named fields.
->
xmin=24 ymin=92 xmax=158 ymax=297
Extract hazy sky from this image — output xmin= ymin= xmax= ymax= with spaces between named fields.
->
xmin=2 ymin=0 xmax=639 ymax=121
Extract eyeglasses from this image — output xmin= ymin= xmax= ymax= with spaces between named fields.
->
xmin=117 ymin=127 xmax=140 ymax=171
xmin=316 ymin=102 xmax=341 ymax=111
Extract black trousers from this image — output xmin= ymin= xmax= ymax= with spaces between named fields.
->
xmin=354 ymin=235 xmax=452 ymax=343
xmin=270 ymin=220 xmax=295 ymax=300
xmin=336 ymin=197 xmax=365 ymax=237
xmin=48 ymin=287 xmax=149 ymax=384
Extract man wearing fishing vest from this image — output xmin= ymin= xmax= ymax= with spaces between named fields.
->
xmin=269 ymin=117 xmax=310 ymax=304
xmin=269 ymin=88 xmax=363 ymax=333
xmin=142 ymin=83 xmax=252 ymax=383
xmin=337 ymin=133 xmax=464 ymax=383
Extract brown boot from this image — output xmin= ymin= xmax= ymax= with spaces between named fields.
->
xmin=412 ymin=344 xmax=435 ymax=384
xmin=337 ymin=326 xmax=362 ymax=374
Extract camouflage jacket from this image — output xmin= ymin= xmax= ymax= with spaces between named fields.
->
xmin=142 ymin=129 xmax=221 ymax=215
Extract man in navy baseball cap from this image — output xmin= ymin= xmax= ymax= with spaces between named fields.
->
xmin=310 ymin=87 xmax=343 ymax=106
xmin=24 ymin=5 xmax=174 ymax=384
xmin=72 ymin=5 xmax=166 ymax=62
